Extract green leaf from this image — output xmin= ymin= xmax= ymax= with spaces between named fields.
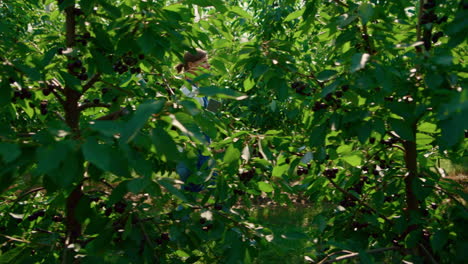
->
xmin=272 ymin=163 xmax=289 ymax=177
xmin=127 ymin=177 xmax=150 ymax=194
xmin=137 ymin=29 xmax=157 ymax=54
xmin=0 ymin=143 xmax=21 ymax=163
xmin=258 ymin=181 xmax=274 ymax=193
xmin=0 ymin=246 xmax=28 ymax=264
xmin=439 ymin=113 xmax=466 ymax=148
xmin=341 ymin=154 xmax=362 ymax=167
xmin=309 ymin=125 xmax=327 ymax=147
xmin=337 ymin=144 xmax=352 ymax=154
xmin=358 ymin=3 xmax=374 ymax=24
xmin=152 ymin=127 xmax=180 ymax=161
xmin=317 ymin=70 xmax=338 ymax=82
xmin=243 ymin=77 xmax=255 ymax=91
xmin=158 ymin=177 xmax=188 ymax=202
xmin=172 ymin=112 xmax=206 ymax=143
xmin=229 ymin=6 xmax=252 ymax=19
xmin=284 ymin=8 xmax=305 ymax=22
xmin=91 ymin=49 xmax=113 ymax=74
xmin=82 ymin=137 xmax=112 ymax=172
xmin=357 ymin=122 xmax=372 ymax=143
xmin=36 ymin=141 xmax=70 ymax=175
xmin=59 ymin=71 xmax=81 ymax=91
xmin=224 ymin=144 xmax=240 ymax=167
xmin=389 ymin=118 xmax=414 ymax=141
xmin=99 ymin=0 xmax=122 ymax=18
xmin=93 ymin=25 xmax=113 ymax=51
xmin=198 ymin=86 xmax=248 ymax=100
xmin=80 ymin=0 xmax=96 ymax=14
xmin=268 ymin=77 xmax=289 ymax=101
xmin=431 ymin=229 xmax=449 ymax=252
xmin=350 ymin=53 xmax=370 ymax=73
xmin=121 ymin=99 xmax=166 ymax=143
xmin=0 ymin=80 xmax=11 ymax=106
xmin=253 ymin=64 xmax=269 ymax=78
xmin=418 ymin=122 xmax=437 ymax=133
xmin=14 ymin=63 xmax=41 ymax=81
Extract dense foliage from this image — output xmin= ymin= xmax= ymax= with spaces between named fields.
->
xmin=0 ymin=0 xmax=467 ymax=263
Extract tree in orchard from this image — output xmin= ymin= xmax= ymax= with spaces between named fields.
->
xmin=0 ymin=0 xmax=467 ymax=264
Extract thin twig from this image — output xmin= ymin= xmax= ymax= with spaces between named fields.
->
xmin=418 ymin=243 xmax=439 ymax=264
xmin=54 ymin=111 xmax=66 ymax=122
xmin=51 ymin=88 xmax=66 ymax=106
xmin=9 ymin=187 xmax=45 ymax=209
xmin=96 ymin=107 xmax=129 ymax=121
xmin=101 ymin=80 xmax=134 ymax=95
xmin=332 ymin=0 xmax=349 ymax=8
xmin=321 ymin=247 xmax=398 ymax=263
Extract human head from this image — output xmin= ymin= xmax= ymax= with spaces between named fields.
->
xmin=175 ymin=48 xmax=209 ymax=74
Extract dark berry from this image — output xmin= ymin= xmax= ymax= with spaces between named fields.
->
xmin=423 ymin=2 xmax=436 ymax=10
xmin=335 ymin=90 xmax=343 ymax=98
xmin=369 ymin=137 xmax=376 ymax=144
xmin=214 ymin=204 xmax=222 ymax=210
xmin=102 ymin=87 xmax=109 ymax=94
xmin=437 ymin=16 xmax=448 ymax=24
xmin=234 ymin=189 xmax=245 ymax=195
xmin=74 ymin=8 xmax=84 ymax=16
xmin=160 ymin=232 xmax=170 ymax=241
xmin=79 ymin=73 xmax=88 ymax=81
xmin=130 ymin=67 xmax=141 ymax=74
xmin=52 ymin=214 xmax=63 ymax=222
xmin=93 ymin=98 xmax=100 ymax=104
xmin=105 ymin=207 xmax=112 ymax=216
xmin=42 ymin=89 xmax=51 ymax=96
xmin=40 ymin=108 xmax=48 ymax=115
xmin=75 ymin=60 xmax=82 ymax=68
xmin=123 ymin=57 xmax=137 ymax=66
xmin=138 ymin=54 xmax=145 ymax=60
xmin=114 ymin=202 xmax=126 ymax=214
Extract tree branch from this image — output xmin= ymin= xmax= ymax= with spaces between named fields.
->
xmin=326 ymin=176 xmax=391 ymax=222
xmin=78 ymin=102 xmax=111 ymax=111
xmin=95 ymin=107 xmax=130 ymax=121
xmin=82 ymin=73 xmax=101 ymax=93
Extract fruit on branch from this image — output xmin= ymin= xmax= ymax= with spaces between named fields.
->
xmin=324 ymin=168 xmax=338 ymax=179
xmin=27 ymin=209 xmax=46 ymax=221
xmin=432 ymin=31 xmax=443 ymax=43
xmin=234 ymin=189 xmax=245 ymax=195
xmin=296 ymin=166 xmax=308 ymax=176
xmin=239 ymin=168 xmax=255 ymax=182
xmin=291 ymin=81 xmax=313 ymax=96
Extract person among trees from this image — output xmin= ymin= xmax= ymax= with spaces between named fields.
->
xmin=175 ymin=48 xmax=211 ymax=108
xmin=175 ymin=48 xmax=216 ymax=192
